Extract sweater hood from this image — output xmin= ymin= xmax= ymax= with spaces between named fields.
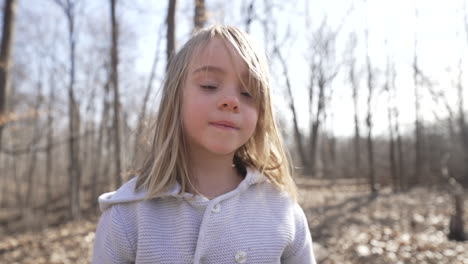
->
xmin=98 ymin=167 xmax=265 ymax=211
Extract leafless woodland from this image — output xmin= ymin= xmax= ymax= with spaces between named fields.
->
xmin=0 ymin=0 xmax=468 ymax=263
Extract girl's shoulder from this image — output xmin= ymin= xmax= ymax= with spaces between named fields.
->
xmin=240 ymin=168 xmax=303 ymax=216
xmin=246 ymin=168 xmax=294 ymax=201
xmin=97 ymin=175 xmax=183 ymax=215
xmin=98 ymin=177 xmax=147 ymax=212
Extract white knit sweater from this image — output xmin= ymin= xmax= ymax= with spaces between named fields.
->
xmin=92 ymin=168 xmax=316 ymax=264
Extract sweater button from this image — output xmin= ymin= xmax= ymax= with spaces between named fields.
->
xmin=235 ymin=251 xmax=247 ymax=263
xmin=212 ymin=204 xmax=221 ymax=213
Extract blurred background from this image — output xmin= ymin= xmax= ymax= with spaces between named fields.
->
xmin=0 ymin=0 xmax=467 ymax=263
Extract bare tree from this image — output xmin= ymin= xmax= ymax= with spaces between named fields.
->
xmin=24 ymin=71 xmax=44 ymax=208
xmin=459 ymin=0 xmax=468 ymax=184
xmin=308 ymin=20 xmax=339 ymax=177
xmin=450 ymin=58 xmax=467 ymax=241
xmin=412 ymin=9 xmax=425 ymax=187
xmin=0 ymin=0 xmax=18 ymax=149
xmin=364 ymin=27 xmax=376 ymax=194
xmin=91 ymin=76 xmax=111 ymax=210
xmin=244 ymin=1 xmax=254 ymax=33
xmin=271 ymin=17 xmax=339 ymax=177
xmin=307 ymin=62 xmax=316 ymax=173
xmin=446 ymin=166 xmax=466 ymax=241
xmin=194 ymin=0 xmax=206 ymax=32
xmin=384 ymin=52 xmax=398 ymax=192
xmin=133 ymin=26 xmax=164 ymax=165
xmin=457 ymin=62 xmax=468 ymax=184
xmin=391 ymin=64 xmax=405 ymax=191
xmin=448 ymin=191 xmax=466 ymax=241
xmin=110 ymin=0 xmax=122 ymax=188
xmin=273 ymin=44 xmax=307 ymax=172
xmin=320 ymin=111 xmax=337 ymax=180
xmin=261 ymin=0 xmax=273 ymax=53
xmin=45 ymin=69 xmax=56 ymax=217
xmin=261 ymin=3 xmax=309 ymax=173
xmin=166 ymin=0 xmax=177 ymax=69
xmin=345 ymin=32 xmax=361 ymax=178
xmin=309 ymin=66 xmax=327 ymax=177
xmin=54 ymin=0 xmax=82 ymax=220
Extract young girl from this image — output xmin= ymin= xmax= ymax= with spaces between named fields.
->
xmin=92 ymin=25 xmax=316 ymax=264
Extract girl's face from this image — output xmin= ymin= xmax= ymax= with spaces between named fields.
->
xmin=181 ymin=37 xmax=259 ymax=157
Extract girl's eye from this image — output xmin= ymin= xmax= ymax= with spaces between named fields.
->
xmin=200 ymin=85 xmax=217 ymax=90
xmin=241 ymin=91 xmax=252 ymax=98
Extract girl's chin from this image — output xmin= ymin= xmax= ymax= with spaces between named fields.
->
xmin=203 ymin=144 xmax=240 ymax=156
xmin=207 ymin=148 xmax=238 ymax=156
xmin=187 ymin=139 xmax=246 ymax=157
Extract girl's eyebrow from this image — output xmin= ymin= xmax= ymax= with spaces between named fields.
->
xmin=192 ymin=65 xmax=226 ymax=75
xmin=192 ymin=65 xmax=250 ymax=80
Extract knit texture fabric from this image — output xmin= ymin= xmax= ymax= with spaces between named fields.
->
xmin=92 ymin=168 xmax=316 ymax=264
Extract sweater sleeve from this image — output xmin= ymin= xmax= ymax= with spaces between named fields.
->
xmin=92 ymin=205 xmax=135 ymax=264
xmin=281 ymin=203 xmax=317 ymax=264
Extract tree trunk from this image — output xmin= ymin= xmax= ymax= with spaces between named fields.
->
xmin=274 ymin=46 xmax=307 ymax=172
xmin=193 ymin=0 xmax=206 ymax=32
xmin=394 ymin=104 xmax=405 ymax=191
xmin=442 ymin=144 xmax=466 ymax=241
xmin=110 ymin=0 xmax=122 ymax=188
xmin=310 ymin=74 xmax=327 ymax=177
xmin=0 ymin=153 xmax=7 ymax=206
xmin=69 ymin=8 xmax=81 ymax=221
xmin=320 ymin=133 xmax=329 ymax=179
xmin=45 ymin=71 xmax=55 ymax=219
xmin=366 ymin=107 xmax=376 ymax=194
xmin=244 ymin=1 xmax=254 ymax=33
xmin=388 ymin=63 xmax=405 ymax=190
xmin=456 ymin=59 xmax=468 ymax=185
xmin=385 ymin=62 xmax=398 ymax=193
xmin=13 ymin=151 xmax=21 ymax=206
xmin=388 ymin=115 xmax=397 ymax=192
xmin=412 ymin=10 xmax=423 ymax=187
xmin=308 ymin=20 xmax=338 ymax=177
xmin=365 ymin=29 xmax=376 ymax=194
xmin=0 ymin=0 xmax=18 ymax=149
xmin=448 ymin=193 xmax=466 ymax=241
xmin=91 ymin=80 xmax=111 ymax=210
xmin=166 ymin=0 xmax=177 ymax=69
xmin=351 ymin=58 xmax=361 ymax=179
xmin=261 ymin=0 xmax=273 ymax=54
xmin=326 ymin=113 xmax=337 ymax=181
xmin=307 ymin=65 xmax=316 ymax=175
xmin=82 ymin=72 xmax=97 ymax=208
xmin=54 ymin=0 xmax=82 ymax=220
xmin=345 ymin=33 xmax=361 ymax=178
xmin=105 ymin=110 xmax=114 ymax=187
xmin=413 ymin=61 xmax=422 ymax=187
xmin=133 ymin=27 xmax=163 ymax=165
xmin=24 ymin=75 xmax=43 ymax=208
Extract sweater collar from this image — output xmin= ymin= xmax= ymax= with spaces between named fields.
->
xmin=98 ymin=167 xmax=265 ymax=211
xmin=165 ymin=167 xmax=265 ymax=197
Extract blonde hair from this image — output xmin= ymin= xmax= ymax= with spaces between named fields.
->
xmin=135 ymin=25 xmax=297 ymax=201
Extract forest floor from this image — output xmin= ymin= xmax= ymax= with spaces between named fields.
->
xmin=0 ymin=177 xmax=467 ymax=264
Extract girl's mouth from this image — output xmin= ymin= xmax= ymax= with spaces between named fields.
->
xmin=210 ymin=121 xmax=239 ymax=130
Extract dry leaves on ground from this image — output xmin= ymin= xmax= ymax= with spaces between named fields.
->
xmin=1 ymin=178 xmax=467 ymax=263
xmin=296 ymin=178 xmax=468 ymax=264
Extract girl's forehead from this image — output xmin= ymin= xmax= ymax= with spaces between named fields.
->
xmin=188 ymin=38 xmax=249 ymax=77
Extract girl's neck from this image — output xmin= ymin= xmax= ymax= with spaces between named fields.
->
xmin=186 ymin=150 xmax=244 ymax=199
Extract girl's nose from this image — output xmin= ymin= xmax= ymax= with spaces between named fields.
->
xmin=218 ymin=96 xmax=240 ymax=113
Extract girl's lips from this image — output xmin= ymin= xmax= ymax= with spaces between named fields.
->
xmin=210 ymin=121 xmax=240 ymax=130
